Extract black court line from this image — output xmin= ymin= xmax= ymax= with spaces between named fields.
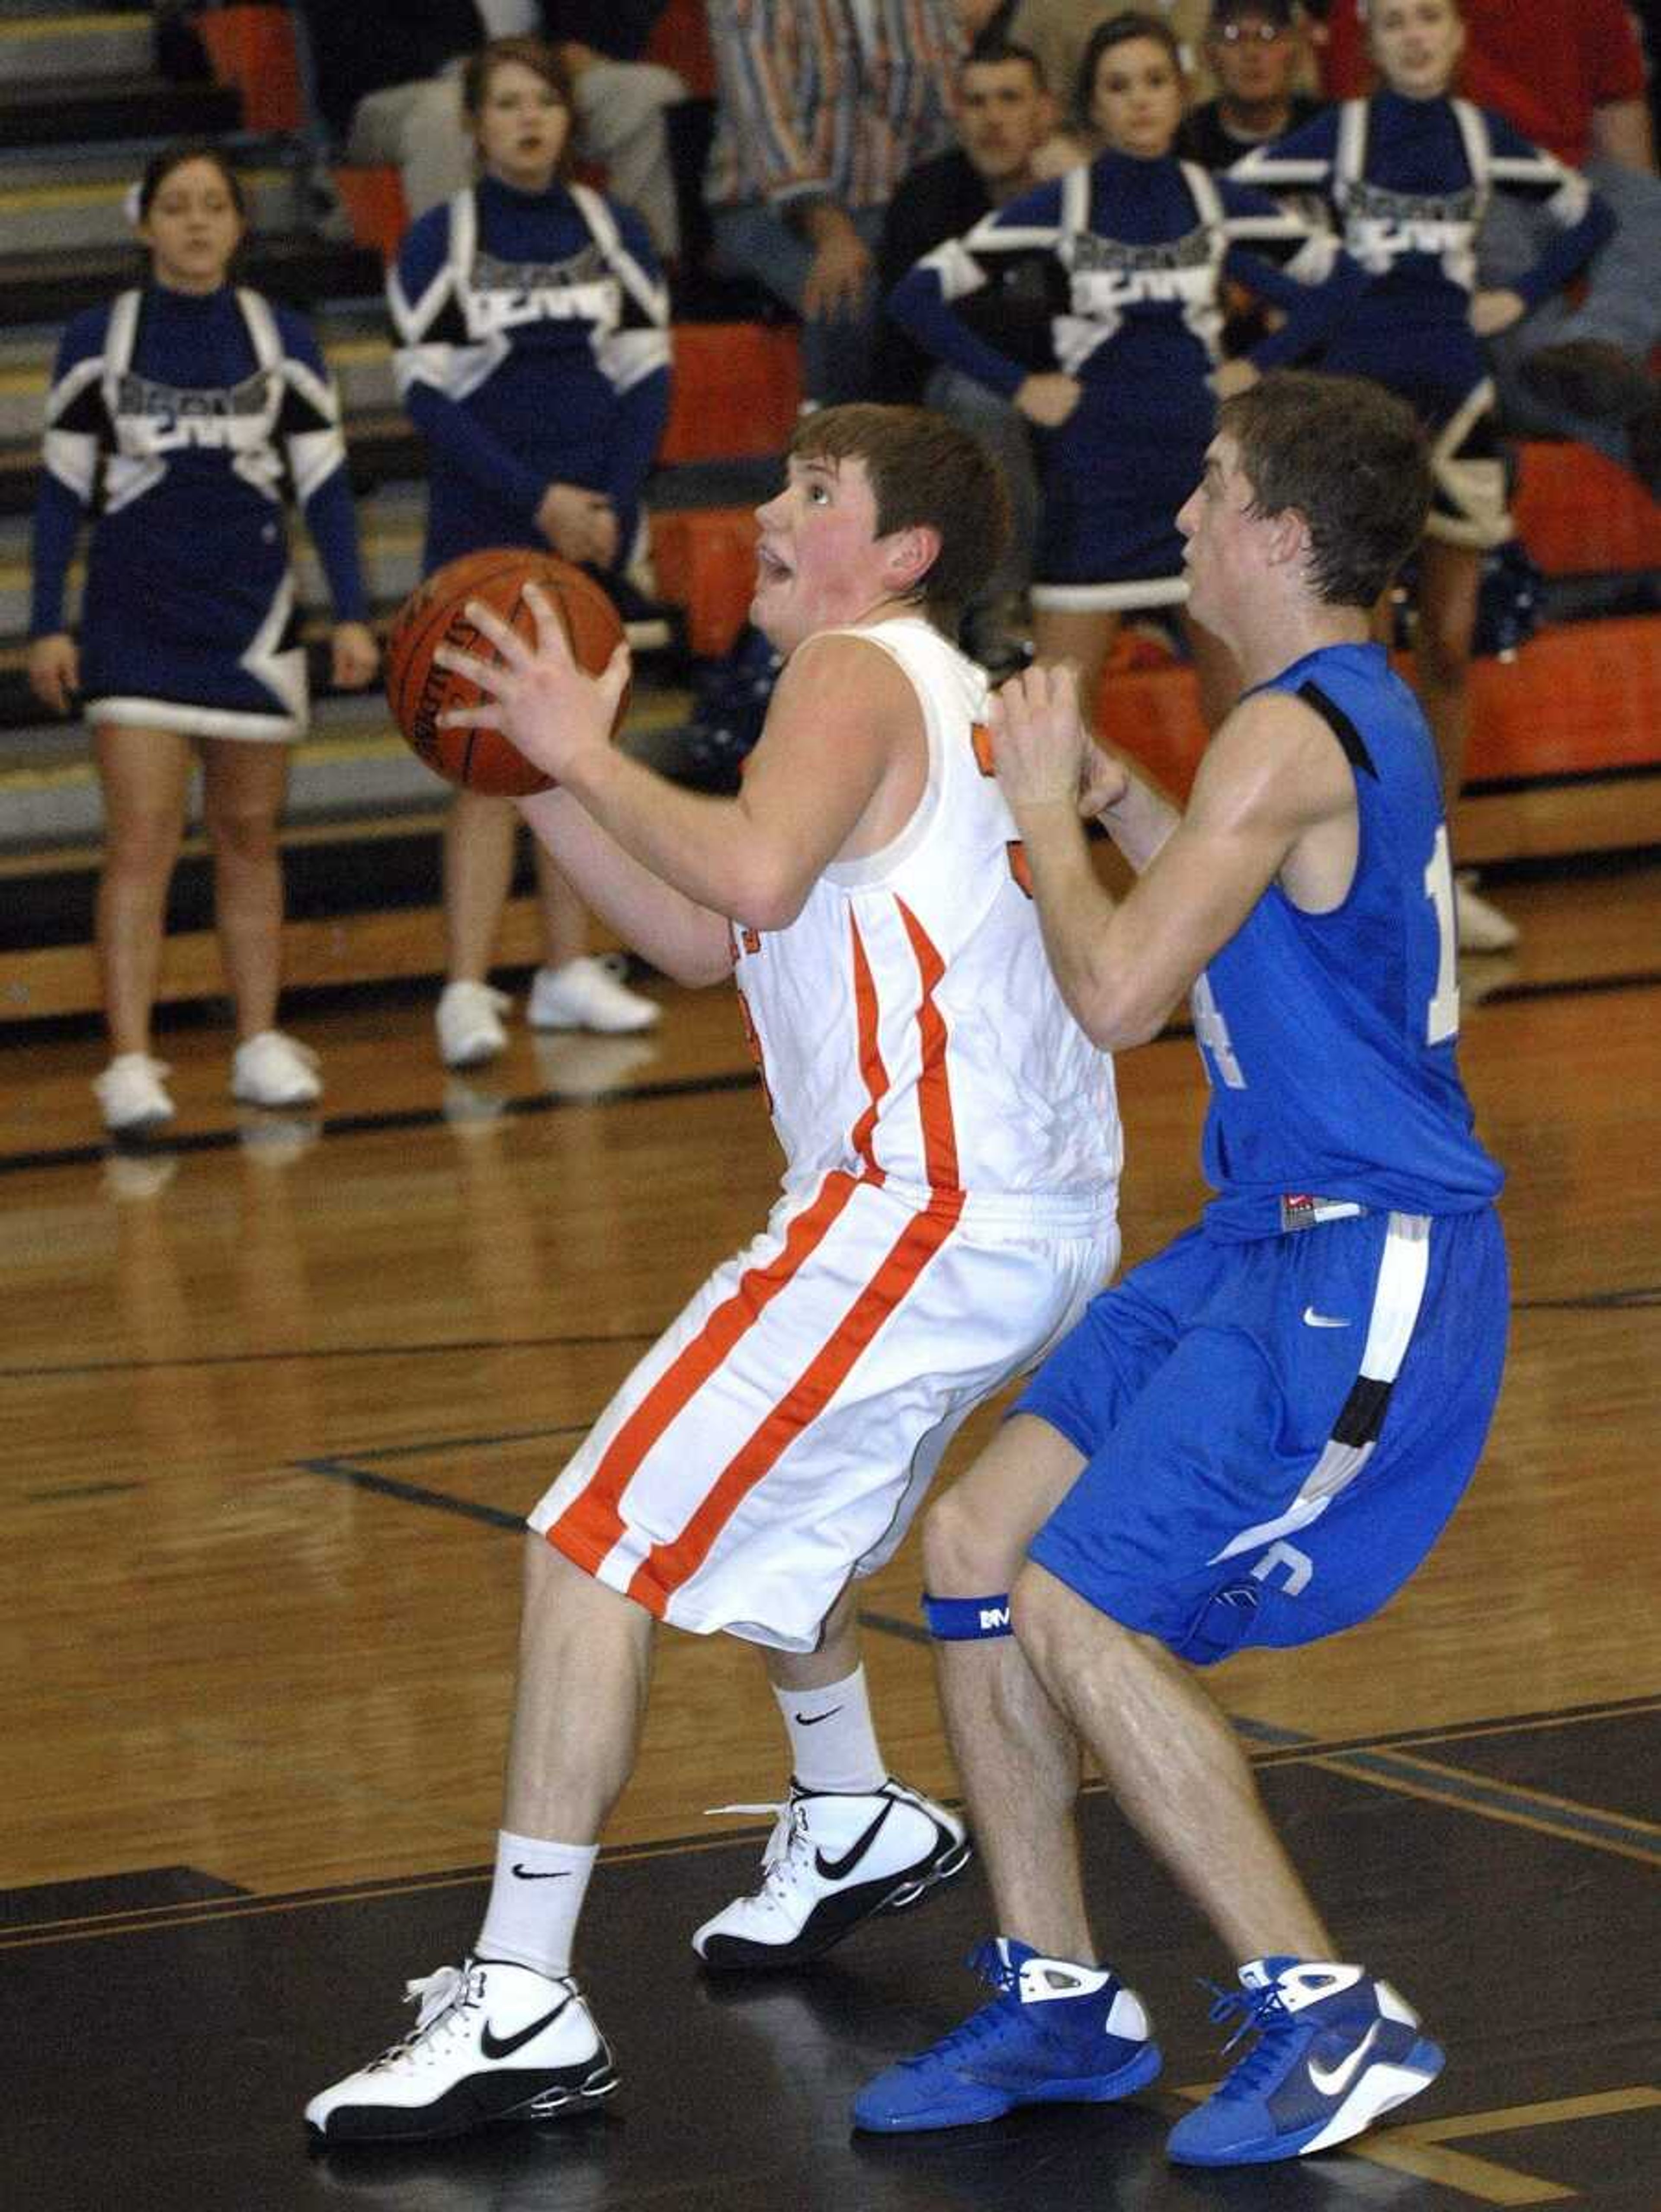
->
xmin=297 ymin=1457 xmax=532 ymax=1531
xmin=2 ymin=961 xmax=1655 ymax=1186
xmin=1514 ymin=1284 xmax=1661 ymax=1310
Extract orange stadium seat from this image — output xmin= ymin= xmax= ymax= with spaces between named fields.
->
xmin=196 ymin=4 xmax=303 ymax=134
xmin=1096 ymin=615 xmax=1661 ymax=799
xmin=1513 ymin=441 xmax=1661 ymax=577
xmin=660 ymin=322 xmax=802 ymax=465
xmin=645 ymin=0 xmax=717 ymax=98
xmin=649 ymin=507 xmax=759 ymax=656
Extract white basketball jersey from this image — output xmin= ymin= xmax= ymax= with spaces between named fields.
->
xmin=730 ymin=616 xmax=1121 ymax=1215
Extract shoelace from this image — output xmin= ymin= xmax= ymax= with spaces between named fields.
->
xmin=369 ymin=1962 xmax=479 ymax=2070
xmin=1199 ymin=1976 xmax=1296 ymax=2098
xmin=703 ymin=1799 xmax=808 ymax=1898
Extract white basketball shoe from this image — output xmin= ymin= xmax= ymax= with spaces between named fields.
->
xmin=693 ymin=1777 xmax=971 ymax=1972
xmin=305 ymin=1956 xmax=618 ymax=2145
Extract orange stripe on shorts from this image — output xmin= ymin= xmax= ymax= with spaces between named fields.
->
xmin=544 ymin=1169 xmax=863 ymax=1591
xmin=625 ymin=1188 xmax=966 ymax=1613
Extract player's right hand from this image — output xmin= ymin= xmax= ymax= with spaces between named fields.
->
xmin=28 ymin=632 xmax=78 ymax=716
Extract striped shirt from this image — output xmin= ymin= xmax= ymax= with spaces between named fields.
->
xmin=704 ymin=0 xmax=964 ymax=215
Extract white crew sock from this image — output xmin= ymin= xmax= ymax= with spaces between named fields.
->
xmin=476 ymin=1830 xmax=598 ymax=1978
xmin=775 ymin=1664 xmax=887 ymax=1794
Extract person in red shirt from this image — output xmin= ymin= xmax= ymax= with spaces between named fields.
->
xmin=1316 ymin=0 xmax=1660 ymax=491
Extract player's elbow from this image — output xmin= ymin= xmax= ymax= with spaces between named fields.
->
xmin=668 ymin=943 xmax=740 ymax=989
xmin=1074 ymin=969 xmax=1167 ymax=1052
xmin=733 ymin=857 xmax=811 ymax=935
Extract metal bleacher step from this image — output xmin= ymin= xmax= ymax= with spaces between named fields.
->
xmin=0 ymin=157 xmax=299 ymax=257
xmin=0 ymin=70 xmax=240 ymax=146
xmin=0 ymin=6 xmax=153 ymax=85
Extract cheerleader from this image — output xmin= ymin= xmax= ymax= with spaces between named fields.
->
xmin=28 ymin=144 xmax=378 ymax=1134
xmin=887 ymin=10 xmax=1364 ymax=725
xmin=387 ymin=37 xmax=671 ymax=1069
xmin=1228 ymin=0 xmax=1614 ymax=949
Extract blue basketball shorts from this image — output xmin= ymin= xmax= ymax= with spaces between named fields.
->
xmin=1019 ymin=1205 xmax=1508 ymax=1664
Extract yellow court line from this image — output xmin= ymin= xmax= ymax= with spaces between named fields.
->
xmin=1408 ymin=2086 xmax=1661 ymax=2142
xmin=1310 ymin=1757 xmax=1659 ymax=1866
xmin=1344 ymin=2134 xmax=1575 ymax=2203
xmin=1169 ymin=2082 xmax=1661 ymax=2204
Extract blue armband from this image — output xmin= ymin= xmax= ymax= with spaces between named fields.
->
xmin=922 ymin=1591 xmax=1014 ymax=1641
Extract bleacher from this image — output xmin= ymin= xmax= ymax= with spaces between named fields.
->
xmin=0 ymin=0 xmax=1655 ymax=1024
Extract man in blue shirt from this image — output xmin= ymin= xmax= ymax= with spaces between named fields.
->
xmin=855 ymin=368 xmax=1508 ymax=2168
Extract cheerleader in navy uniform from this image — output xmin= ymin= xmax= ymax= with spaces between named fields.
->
xmin=887 ymin=12 xmax=1365 ymax=727
xmin=28 ymin=145 xmax=378 ymax=1135
xmin=388 ymin=37 xmax=671 ymax=1070
xmin=1228 ymin=0 xmax=1614 ymax=949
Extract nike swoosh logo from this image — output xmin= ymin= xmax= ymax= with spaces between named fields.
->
xmin=1302 ymin=1306 xmax=1350 ymax=1329
xmin=511 ymin=1865 xmax=572 ymax=1879
xmin=480 ymin=1997 xmax=572 ymax=2061
xmin=1308 ymin=2021 xmax=1380 ymax=2097
xmin=793 ymin=1706 xmax=843 ymax=1727
xmin=814 ymin=1800 xmax=894 ymax=1883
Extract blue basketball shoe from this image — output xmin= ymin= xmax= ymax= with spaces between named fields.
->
xmin=1167 ymin=1957 xmax=1444 ymax=2166
xmin=853 ymin=1937 xmax=1161 ymax=2132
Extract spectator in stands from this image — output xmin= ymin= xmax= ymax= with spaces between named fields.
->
xmin=1315 ymin=0 xmax=1661 ymax=496
xmin=1180 ymin=0 xmax=1325 ymax=170
xmin=874 ymin=40 xmax=1058 ymax=670
xmin=27 ymin=144 xmax=378 ymax=1135
xmin=298 ymin=1 xmax=686 ymax=259
xmin=386 ymin=38 xmax=671 ymax=1065
xmin=702 ymin=0 xmax=964 ymax=407
xmin=888 ymin=12 xmax=1364 ymax=730
xmin=968 ymin=0 xmax=1319 ymax=115
xmin=1232 ymin=0 xmax=1617 ymax=952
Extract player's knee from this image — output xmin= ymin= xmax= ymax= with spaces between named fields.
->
xmin=920 ymin=1482 xmax=1005 ymax=1596
xmin=1007 ymin=1559 xmax=1064 ymax=1658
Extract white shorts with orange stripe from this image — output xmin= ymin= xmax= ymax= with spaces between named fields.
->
xmin=528 ymin=1169 xmax=1118 ymax=1651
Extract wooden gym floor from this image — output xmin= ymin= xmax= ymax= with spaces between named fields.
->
xmin=1 ymin=853 xmax=1658 ymax=2211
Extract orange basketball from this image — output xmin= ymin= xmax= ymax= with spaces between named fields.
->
xmin=384 ymin=549 xmax=629 ymax=796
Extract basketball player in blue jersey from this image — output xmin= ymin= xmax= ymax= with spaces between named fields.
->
xmin=1228 ymin=0 xmax=1614 ymax=952
xmin=388 ymin=38 xmax=671 ymax=1070
xmin=28 ymin=144 xmax=378 ymax=1134
xmin=886 ymin=11 xmax=1366 ymax=731
xmin=854 ymin=370 xmax=1508 ymax=2167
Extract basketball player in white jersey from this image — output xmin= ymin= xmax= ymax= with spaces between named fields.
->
xmin=306 ymin=404 xmax=1123 ymax=2145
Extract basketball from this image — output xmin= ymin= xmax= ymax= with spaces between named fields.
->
xmin=384 ymin=550 xmax=629 ymax=796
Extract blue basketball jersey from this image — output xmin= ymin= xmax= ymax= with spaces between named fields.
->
xmin=1193 ymin=643 xmax=1503 ymax=1236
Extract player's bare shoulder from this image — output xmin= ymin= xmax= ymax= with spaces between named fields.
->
xmin=757 ymin=626 xmax=929 ymax=859
xmin=1198 ymin=685 xmax=1357 ymax=830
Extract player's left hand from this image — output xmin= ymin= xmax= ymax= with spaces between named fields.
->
xmin=435 ymin=580 xmax=630 ymax=783
xmin=330 ymin=621 xmax=380 ymax=690
xmin=986 ymin=661 xmax=1091 ymax=813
